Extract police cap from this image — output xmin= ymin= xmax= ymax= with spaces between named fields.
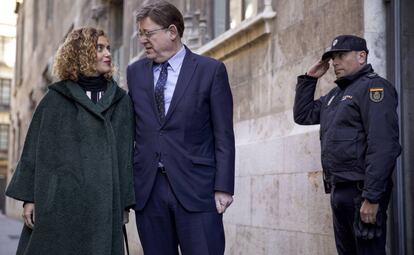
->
xmin=322 ymin=35 xmax=369 ymax=60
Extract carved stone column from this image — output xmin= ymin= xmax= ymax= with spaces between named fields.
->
xmin=183 ymin=10 xmax=210 ymax=50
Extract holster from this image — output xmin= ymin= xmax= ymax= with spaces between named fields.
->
xmin=323 ymin=170 xmax=332 ymax=194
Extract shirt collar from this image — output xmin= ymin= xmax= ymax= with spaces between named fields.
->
xmin=153 ymin=46 xmax=186 ymax=72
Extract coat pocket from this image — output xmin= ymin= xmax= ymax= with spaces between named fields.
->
xmin=189 ymin=156 xmax=216 ymax=167
xmin=328 ymin=129 xmax=358 ymax=169
xmin=189 ymin=156 xmax=216 ymax=181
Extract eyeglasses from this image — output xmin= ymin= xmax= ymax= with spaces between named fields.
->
xmin=138 ymin=27 xmax=168 ymax=39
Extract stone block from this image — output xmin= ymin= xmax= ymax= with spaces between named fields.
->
xmin=282 ymin=131 xmax=322 ymax=174
xmin=251 ymin=173 xmax=332 ymax=235
xmin=271 ymin=62 xmax=303 ymax=112
xmin=251 ymin=174 xmax=281 ymax=228
xmin=236 ymin=128 xmax=322 ymax=177
xmin=225 ymin=224 xmax=336 ymax=255
xmin=235 ymin=109 xmax=297 ymax=144
xmin=252 ymin=74 xmax=273 ymax=118
xmin=250 ymin=41 xmax=272 ymax=77
xmin=276 ymin=0 xmax=305 ymax=31
xmin=224 ymin=176 xmax=252 ymax=225
xmin=274 ymin=173 xmax=311 ymax=232
xmin=236 ymin=137 xmax=284 ymax=176
xmin=223 ymin=223 xmax=237 ymax=255
xmin=226 ymin=225 xmax=267 ymax=255
xmin=265 ymin=229 xmax=336 ymax=255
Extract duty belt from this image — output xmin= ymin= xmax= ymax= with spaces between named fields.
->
xmin=334 ymin=181 xmax=364 ymax=191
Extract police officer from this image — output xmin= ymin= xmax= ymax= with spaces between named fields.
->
xmin=293 ymin=35 xmax=401 ymax=255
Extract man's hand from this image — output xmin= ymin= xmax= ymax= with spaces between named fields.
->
xmin=214 ymin=192 xmax=233 ymax=214
xmin=307 ymin=59 xmax=330 ymax=78
xmin=22 ymin=203 xmax=35 ymax=229
xmin=360 ymin=199 xmax=379 ymax=224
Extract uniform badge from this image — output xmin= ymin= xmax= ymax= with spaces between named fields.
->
xmin=341 ymin=95 xmax=353 ymax=101
xmin=367 ymin=72 xmax=378 ymax=79
xmin=332 ymin=39 xmax=338 ymax=46
xmin=369 ymin=88 xmax=384 ymax=103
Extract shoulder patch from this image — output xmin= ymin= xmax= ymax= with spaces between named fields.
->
xmin=369 ymin=87 xmax=384 ymax=102
xmin=367 ymin=72 xmax=378 ymax=79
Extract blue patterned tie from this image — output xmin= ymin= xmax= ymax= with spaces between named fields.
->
xmin=154 ymin=62 xmax=169 ymax=122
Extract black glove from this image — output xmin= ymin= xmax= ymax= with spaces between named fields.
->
xmin=353 ymin=197 xmax=383 ymax=240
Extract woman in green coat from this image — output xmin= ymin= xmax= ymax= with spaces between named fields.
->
xmin=6 ymin=27 xmax=135 ymax=255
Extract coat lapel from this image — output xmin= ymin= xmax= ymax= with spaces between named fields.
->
xmin=163 ymin=49 xmax=198 ymax=125
xmin=96 ymin=80 xmax=124 ymax=112
xmin=143 ymin=60 xmax=161 ymax=124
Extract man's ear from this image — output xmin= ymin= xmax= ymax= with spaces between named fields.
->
xmin=168 ymin=24 xmax=179 ymax=40
xmin=358 ymin=51 xmax=367 ymax=65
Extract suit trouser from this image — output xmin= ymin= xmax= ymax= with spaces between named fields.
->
xmin=135 ymin=169 xmax=225 ymax=255
xmin=330 ymin=182 xmax=391 ymax=255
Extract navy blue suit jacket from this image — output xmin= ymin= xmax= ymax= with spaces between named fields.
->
xmin=127 ymin=47 xmax=235 ymax=212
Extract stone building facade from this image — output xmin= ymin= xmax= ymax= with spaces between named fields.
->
xmin=0 ymin=0 xmax=16 ymax=214
xmin=6 ymin=0 xmax=413 ymax=254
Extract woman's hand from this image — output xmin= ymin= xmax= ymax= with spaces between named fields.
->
xmin=22 ymin=203 xmax=35 ymax=229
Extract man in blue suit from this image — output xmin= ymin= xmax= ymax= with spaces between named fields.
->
xmin=127 ymin=1 xmax=235 ymax=254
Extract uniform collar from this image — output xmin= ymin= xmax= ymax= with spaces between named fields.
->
xmin=335 ymin=64 xmax=373 ymax=89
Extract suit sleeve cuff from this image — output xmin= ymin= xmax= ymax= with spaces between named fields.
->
xmin=214 ymin=186 xmax=234 ymax=196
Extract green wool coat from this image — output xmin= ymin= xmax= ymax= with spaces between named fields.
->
xmin=6 ymin=79 xmax=135 ymax=255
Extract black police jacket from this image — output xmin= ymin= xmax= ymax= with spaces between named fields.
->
xmin=293 ymin=64 xmax=401 ymax=203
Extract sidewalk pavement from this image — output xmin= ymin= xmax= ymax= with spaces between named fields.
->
xmin=0 ymin=213 xmax=22 ymax=255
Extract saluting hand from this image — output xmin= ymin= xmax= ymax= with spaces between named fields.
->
xmin=307 ymin=59 xmax=330 ymax=78
xmin=22 ymin=202 xmax=35 ymax=229
xmin=360 ymin=199 xmax=379 ymax=224
xmin=215 ymin=191 xmax=233 ymax=214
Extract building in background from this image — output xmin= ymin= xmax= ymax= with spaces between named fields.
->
xmin=0 ymin=0 xmax=16 ymax=214
xmin=6 ymin=0 xmax=413 ymax=254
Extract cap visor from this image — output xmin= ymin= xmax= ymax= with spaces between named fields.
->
xmin=321 ymin=49 xmax=352 ymax=60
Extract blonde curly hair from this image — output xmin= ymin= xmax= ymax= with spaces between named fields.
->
xmin=53 ymin=27 xmax=114 ymax=81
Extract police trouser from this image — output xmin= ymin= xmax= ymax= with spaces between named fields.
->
xmin=330 ymin=181 xmax=391 ymax=255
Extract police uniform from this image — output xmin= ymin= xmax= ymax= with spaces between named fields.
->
xmin=293 ymin=35 xmax=401 ymax=255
